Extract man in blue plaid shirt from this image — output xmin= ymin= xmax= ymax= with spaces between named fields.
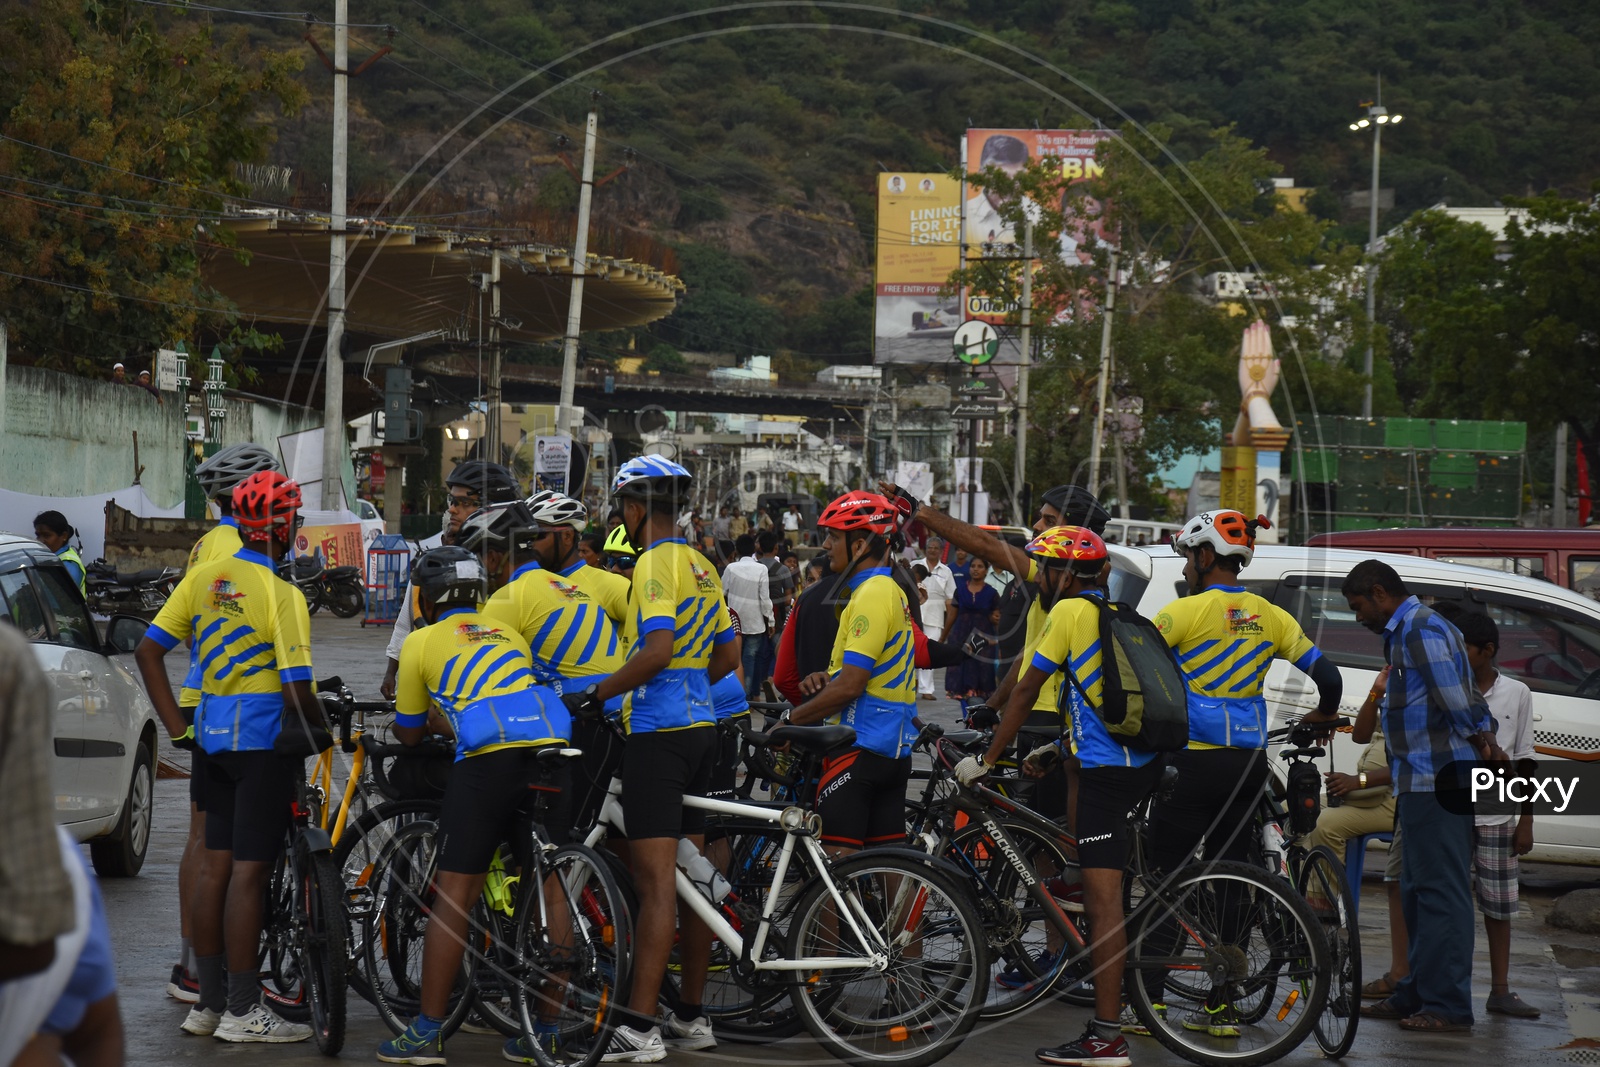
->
xmin=1342 ymin=559 xmax=1506 ymax=1033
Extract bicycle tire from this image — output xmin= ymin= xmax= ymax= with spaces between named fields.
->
xmin=787 ymin=853 xmax=988 ymax=1067
xmin=947 ymin=817 xmax=1090 ymax=1019
xmin=364 ymin=820 xmax=476 ymax=1036
xmin=333 ymin=798 xmax=442 ymax=1006
xmin=1126 ymin=859 xmax=1329 ymax=1067
xmin=258 ymin=846 xmax=311 ymax=1022
xmin=513 ymin=843 xmax=633 ymax=1067
xmin=1296 ymin=845 xmax=1360 ymax=1059
xmin=297 ymin=842 xmax=349 ymax=1055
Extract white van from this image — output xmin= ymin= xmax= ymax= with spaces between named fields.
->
xmin=1104 ymin=543 xmax=1600 ymax=865
xmin=1101 ymin=518 xmax=1184 ymax=547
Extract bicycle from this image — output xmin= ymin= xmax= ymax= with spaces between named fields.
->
xmin=363 ymin=746 xmax=633 ymax=1067
xmin=255 ymin=770 xmax=349 ymax=1055
xmin=1253 ymin=717 xmax=1361 ymax=1059
xmin=922 ymin=732 xmax=1332 ymax=1067
xmin=583 ymin=716 xmax=991 ymax=1067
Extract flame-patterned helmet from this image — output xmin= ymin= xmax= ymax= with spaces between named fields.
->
xmin=1025 ymin=525 xmax=1108 ymax=576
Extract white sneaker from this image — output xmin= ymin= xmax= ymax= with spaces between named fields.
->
xmin=600 ymin=1025 xmax=667 ymax=1063
xmin=212 ymin=1003 xmax=313 ymax=1043
xmin=180 ymin=1007 xmax=222 ymax=1036
xmin=663 ymin=1012 xmax=716 ymax=1051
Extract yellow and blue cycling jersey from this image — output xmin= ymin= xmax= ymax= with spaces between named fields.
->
xmin=1031 ymin=591 xmax=1157 ymax=769
xmin=394 ymin=607 xmax=570 ymax=761
xmin=147 ymin=547 xmax=313 ymax=754
xmin=178 ymin=518 xmax=243 ymax=708
xmin=481 ymin=559 xmax=624 ymax=693
xmin=1152 ymin=584 xmax=1321 ymax=750
xmin=564 ymin=560 xmax=632 ymax=625
xmin=621 ymin=538 xmax=734 ymax=734
xmin=1017 ymin=595 xmax=1064 ymax=720
xmin=826 ymin=567 xmax=917 ymax=759
xmin=712 ymin=670 xmax=749 ymax=721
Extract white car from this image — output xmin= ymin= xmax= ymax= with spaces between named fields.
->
xmin=1 ymin=535 xmax=161 ymax=876
xmin=1105 ymin=543 xmax=1600 ymax=865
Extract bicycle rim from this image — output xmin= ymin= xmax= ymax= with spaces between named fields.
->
xmin=514 ymin=843 xmax=632 ymax=1067
xmin=298 ymin=844 xmax=349 ymax=1055
xmin=1297 ymin=845 xmax=1360 ymax=1059
xmin=258 ymin=849 xmax=310 ymax=1021
xmin=334 ymin=798 xmax=443 ymax=1006
xmin=788 ymin=854 xmax=987 ymax=1067
xmin=948 ymin=818 xmax=1087 ymax=1018
xmin=1127 ymin=860 xmax=1328 ymax=1067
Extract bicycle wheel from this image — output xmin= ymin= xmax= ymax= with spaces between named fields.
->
xmin=258 ymin=846 xmax=311 ymax=1022
xmin=691 ymin=823 xmax=812 ymax=1043
xmin=1296 ymin=845 xmax=1360 ymax=1059
xmin=787 ymin=852 xmax=988 ymax=1067
xmin=364 ymin=820 xmax=475 ymax=1036
xmin=334 ymin=798 xmax=442 ymax=1006
xmin=946 ymin=816 xmax=1089 ymax=1018
xmin=296 ymin=841 xmax=349 ymax=1055
xmin=513 ymin=843 xmax=633 ymax=1067
xmin=1126 ymin=860 xmax=1328 ymax=1067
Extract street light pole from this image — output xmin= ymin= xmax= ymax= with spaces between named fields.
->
xmin=558 ymin=94 xmax=600 ymax=441
xmin=1350 ymin=83 xmax=1402 ymax=420
xmin=1013 ymin=217 xmax=1033 ymax=526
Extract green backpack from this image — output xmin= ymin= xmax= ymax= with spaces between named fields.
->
xmin=1062 ymin=595 xmax=1189 ymax=752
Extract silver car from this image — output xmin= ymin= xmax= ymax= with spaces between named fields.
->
xmin=1 ymin=535 xmax=160 ymax=876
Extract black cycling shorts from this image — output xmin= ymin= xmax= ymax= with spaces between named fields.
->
xmin=620 ymin=726 xmax=718 ymax=841
xmin=182 ymin=703 xmax=209 ymax=812
xmin=203 ymin=751 xmax=297 ymax=862
xmin=704 ymin=714 xmax=749 ymax=843
xmin=1017 ymin=725 xmax=1068 ymax=822
xmin=1074 ymin=762 xmax=1164 ymax=871
xmin=815 ymin=748 xmax=912 ymax=850
xmin=570 ymin=716 xmax=626 ymax=836
xmin=436 ymin=746 xmax=572 ymax=874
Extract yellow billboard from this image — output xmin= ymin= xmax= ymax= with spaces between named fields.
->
xmin=873 ymin=172 xmax=963 ymax=364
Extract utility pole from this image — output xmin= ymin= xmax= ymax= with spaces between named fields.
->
xmin=486 ymin=248 xmax=502 ymax=460
xmin=558 ymin=93 xmax=601 ymax=441
xmin=1088 ymin=250 xmax=1119 ymax=499
xmin=320 ymin=0 xmax=349 ymax=510
xmin=1013 ymin=216 xmax=1034 ymax=525
xmin=888 ymin=375 xmax=899 ymax=475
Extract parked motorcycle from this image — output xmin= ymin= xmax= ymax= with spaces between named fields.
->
xmin=279 ymin=553 xmax=365 ymax=618
xmin=85 ymin=559 xmax=181 ymax=619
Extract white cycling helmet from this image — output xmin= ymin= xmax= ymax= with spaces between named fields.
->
xmin=525 ymin=490 xmax=587 ymax=532
xmin=1173 ymin=510 xmax=1263 ymax=567
xmin=611 ymin=455 xmax=692 ymax=501
xmin=195 ymin=443 xmax=282 ymax=501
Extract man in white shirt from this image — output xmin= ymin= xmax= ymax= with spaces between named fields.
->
xmin=917 ymin=536 xmax=955 ymax=697
xmin=781 ymin=504 xmax=801 ymax=539
xmin=1455 ymin=609 xmax=1540 ymax=1019
xmin=722 ymin=534 xmax=775 ymax=699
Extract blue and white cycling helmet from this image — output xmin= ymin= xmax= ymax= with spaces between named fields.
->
xmin=611 ymin=455 xmax=692 ymax=502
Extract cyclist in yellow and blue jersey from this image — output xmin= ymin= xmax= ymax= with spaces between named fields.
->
xmin=379 ymin=546 xmax=575 ymax=1066
xmin=1149 ymin=510 xmax=1342 ymax=1039
xmin=570 ymin=456 xmax=738 ymax=1062
xmin=165 ymin=443 xmax=281 ymax=1005
xmin=788 ymin=493 xmax=918 ymax=853
xmin=965 ymin=527 xmax=1164 ymax=1063
xmin=134 ymin=471 xmax=322 ymax=1045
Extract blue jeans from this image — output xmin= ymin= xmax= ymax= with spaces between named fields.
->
xmin=741 ymin=632 xmax=771 ymax=699
xmin=1391 ymin=790 xmax=1476 ymax=1022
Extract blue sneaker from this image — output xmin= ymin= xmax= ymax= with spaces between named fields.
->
xmin=996 ymin=947 xmax=1062 ymax=991
xmin=378 ymin=1021 xmax=447 ymax=1065
xmin=503 ymin=1031 xmax=561 ymax=1063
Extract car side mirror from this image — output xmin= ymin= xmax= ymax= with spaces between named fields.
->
xmin=105 ymin=614 xmax=149 ymax=654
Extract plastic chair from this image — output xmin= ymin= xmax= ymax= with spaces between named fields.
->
xmin=1344 ymin=831 xmax=1394 ymax=917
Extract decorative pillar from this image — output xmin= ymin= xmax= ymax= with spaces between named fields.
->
xmin=1226 ymin=320 xmax=1291 ymax=542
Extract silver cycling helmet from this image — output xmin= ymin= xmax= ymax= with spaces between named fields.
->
xmin=195 ymin=443 xmax=282 ymax=501
xmin=525 ymin=490 xmax=587 ymax=532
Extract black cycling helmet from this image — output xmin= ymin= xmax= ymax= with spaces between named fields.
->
xmin=195 ymin=443 xmax=282 ymax=501
xmin=445 ymin=460 xmax=521 ymax=504
xmin=1039 ymin=484 xmax=1109 ymax=534
xmin=411 ymin=546 xmax=485 ymax=609
xmin=456 ymin=501 xmax=535 ymax=556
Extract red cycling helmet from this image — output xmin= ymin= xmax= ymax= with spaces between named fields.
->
xmin=232 ymin=470 xmax=303 ymax=543
xmin=817 ymin=492 xmax=899 ymax=537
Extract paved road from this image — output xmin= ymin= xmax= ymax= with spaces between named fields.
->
xmin=100 ymin=614 xmax=1600 ymax=1065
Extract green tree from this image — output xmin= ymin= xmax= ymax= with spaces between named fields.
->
xmin=0 ymin=0 xmax=306 ymax=369
xmin=642 ymin=343 xmax=687 ymax=374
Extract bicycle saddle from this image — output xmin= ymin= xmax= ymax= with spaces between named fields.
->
xmin=766 ymin=723 xmax=857 ymax=755
xmin=1157 ymin=764 xmax=1180 ymax=800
